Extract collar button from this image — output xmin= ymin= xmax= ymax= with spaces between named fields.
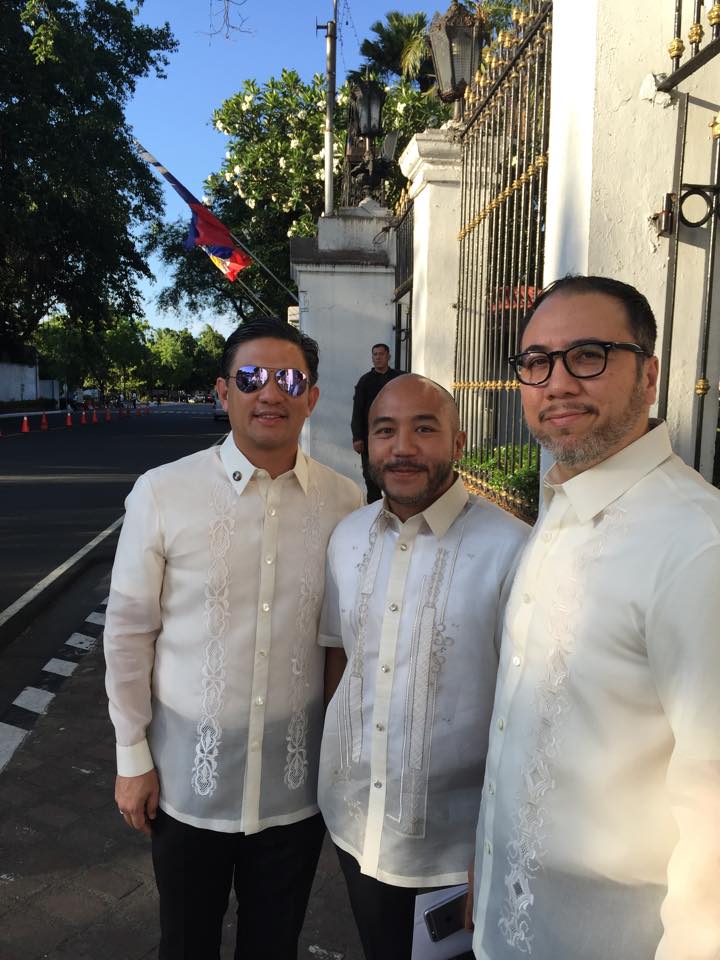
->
xmin=232 ymin=471 xmax=242 ymax=482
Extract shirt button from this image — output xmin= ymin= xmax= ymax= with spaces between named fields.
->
xmin=268 ymin=507 xmax=277 ymax=517
xmin=262 ymin=602 xmax=271 ymax=612
xmin=380 ymin=664 xmax=391 ymax=674
xmin=258 ymin=649 xmax=267 ymax=657
xmin=255 ymin=696 xmax=265 ymax=706
xmin=232 ymin=470 xmax=242 ymax=482
xmin=512 ymin=655 xmax=521 ymax=667
xmin=521 ymin=592 xmax=532 ymax=604
xmin=497 ymin=718 xmax=505 ymax=731
xmin=376 ymin=723 xmax=385 ymax=732
xmin=389 ymin=602 xmax=399 ymax=612
xmin=265 ymin=556 xmax=273 ymax=565
xmin=251 ymin=740 xmax=260 ymax=751
xmin=487 ymin=781 xmax=495 ymax=796
xmin=485 ymin=840 xmax=492 ymax=856
xmin=373 ymin=780 xmax=382 ymax=789
xmin=399 ymin=543 xmax=408 ymax=551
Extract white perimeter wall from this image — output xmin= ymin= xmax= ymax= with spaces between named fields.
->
xmin=546 ymin=0 xmax=720 ymax=473
xmin=0 ymin=361 xmax=38 ymax=402
xmin=296 ymin=262 xmax=396 ymax=486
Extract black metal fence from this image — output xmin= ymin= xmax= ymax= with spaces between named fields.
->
xmin=453 ymin=2 xmax=552 ymax=521
xmin=654 ymin=2 xmax=720 ymax=486
xmin=393 ymin=198 xmax=414 ymax=372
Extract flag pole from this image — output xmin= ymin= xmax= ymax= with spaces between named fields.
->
xmin=135 ymin=140 xmax=299 ymax=305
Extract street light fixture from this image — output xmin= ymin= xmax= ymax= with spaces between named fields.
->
xmin=427 ymin=0 xmax=483 ymax=119
xmin=350 ymin=78 xmax=387 ymax=140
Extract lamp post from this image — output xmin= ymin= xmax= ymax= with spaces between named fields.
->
xmin=427 ymin=0 xmax=483 ymax=120
xmin=347 ymin=78 xmax=388 ymax=200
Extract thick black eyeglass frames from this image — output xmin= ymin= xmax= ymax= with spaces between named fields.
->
xmin=508 ymin=341 xmax=648 ymax=386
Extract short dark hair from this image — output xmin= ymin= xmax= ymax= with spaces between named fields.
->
xmin=220 ymin=317 xmax=320 ymax=385
xmin=522 ymin=275 xmax=657 ymax=356
xmin=372 ymin=343 xmax=390 ymax=353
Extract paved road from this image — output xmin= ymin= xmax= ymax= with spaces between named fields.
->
xmin=0 ymin=404 xmax=227 ymax=619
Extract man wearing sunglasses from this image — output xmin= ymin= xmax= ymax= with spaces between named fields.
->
xmin=105 ymin=317 xmax=362 ymax=959
xmin=471 ymin=276 xmax=720 ymax=960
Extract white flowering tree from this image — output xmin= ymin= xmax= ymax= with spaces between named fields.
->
xmin=148 ymin=68 xmax=449 ymax=320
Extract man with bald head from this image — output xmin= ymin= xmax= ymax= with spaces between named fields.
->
xmin=318 ymin=374 xmax=528 ymax=960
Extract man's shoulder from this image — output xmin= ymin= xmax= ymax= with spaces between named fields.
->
xmin=136 ymin=444 xmax=219 ymax=491
xmin=306 ymin=456 xmax=363 ymax=502
xmin=329 ymin=501 xmax=382 ymax=542
xmin=464 ymin=493 xmax=531 ymax=543
xmin=354 ymin=369 xmax=375 ymax=388
xmin=644 ymin=454 xmax=720 ymax=541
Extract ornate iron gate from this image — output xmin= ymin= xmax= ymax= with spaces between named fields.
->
xmin=454 ymin=2 xmax=552 ymax=521
xmin=655 ymin=1 xmax=720 ymax=485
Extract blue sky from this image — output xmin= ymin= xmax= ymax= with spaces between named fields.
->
xmin=126 ymin=0 xmax=439 ymax=336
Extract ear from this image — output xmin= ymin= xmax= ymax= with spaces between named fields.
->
xmin=454 ymin=430 xmax=467 ymax=461
xmin=644 ymin=356 xmax=659 ymax=406
xmin=216 ymin=376 xmax=230 ymax=412
xmin=306 ymin=384 xmax=320 ymax=416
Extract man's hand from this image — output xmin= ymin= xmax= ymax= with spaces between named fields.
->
xmin=115 ymin=768 xmax=160 ymax=836
xmin=464 ymin=858 xmax=475 ymax=931
xmin=352 ymin=439 xmax=365 ymax=455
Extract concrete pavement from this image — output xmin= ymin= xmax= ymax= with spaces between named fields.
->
xmin=0 ymin=587 xmax=363 ymax=960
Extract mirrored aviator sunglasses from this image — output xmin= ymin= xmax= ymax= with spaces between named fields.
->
xmin=234 ymin=365 xmax=309 ymax=398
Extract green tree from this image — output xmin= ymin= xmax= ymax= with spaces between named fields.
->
xmin=1 ymin=0 xmax=176 ymax=348
xmin=33 ymin=314 xmax=87 ymax=396
xmin=357 ymin=12 xmax=433 ymax=90
xmin=149 ymin=328 xmax=196 ymax=394
xmin=195 ymin=325 xmax=227 ymax=388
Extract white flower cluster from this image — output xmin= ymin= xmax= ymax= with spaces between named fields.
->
xmin=240 ymin=93 xmax=254 ymax=112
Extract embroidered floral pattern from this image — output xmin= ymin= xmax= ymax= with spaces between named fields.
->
xmin=499 ymin=508 xmax=626 ymax=953
xmin=191 ymin=481 xmax=237 ymax=797
xmin=333 ymin=514 xmax=384 ymax=789
xmin=390 ymin=538 xmax=459 ymax=837
xmin=284 ymin=484 xmax=323 ymax=789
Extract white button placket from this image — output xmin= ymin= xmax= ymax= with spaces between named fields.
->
xmin=242 ymin=477 xmax=280 ymax=830
xmin=363 ymin=521 xmax=417 ymax=875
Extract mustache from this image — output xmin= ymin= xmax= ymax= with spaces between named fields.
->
xmin=539 ymin=403 xmax=597 ymax=422
xmin=378 ymin=460 xmax=428 ymax=473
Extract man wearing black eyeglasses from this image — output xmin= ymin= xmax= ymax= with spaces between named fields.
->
xmin=470 ymin=276 xmax=720 ymax=960
xmin=105 ymin=317 xmax=362 ymax=959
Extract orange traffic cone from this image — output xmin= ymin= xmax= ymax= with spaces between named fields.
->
xmin=91 ymin=409 xmax=98 ymax=424
xmin=40 ymin=413 xmax=49 ymax=431
xmin=80 ymin=410 xmax=87 ymax=425
xmin=65 ymin=412 xmax=73 ymax=427
xmin=135 ymin=406 xmax=141 ymax=417
xmin=21 ymin=416 xmax=30 ymax=433
xmin=104 ymin=407 xmax=111 ymax=422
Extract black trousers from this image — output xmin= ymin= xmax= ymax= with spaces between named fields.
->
xmin=151 ymin=808 xmax=325 ymax=960
xmin=336 ymin=845 xmax=434 ymax=960
xmin=360 ymin=452 xmax=383 ymax=503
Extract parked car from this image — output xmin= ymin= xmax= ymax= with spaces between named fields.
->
xmin=213 ymin=394 xmax=229 ymax=421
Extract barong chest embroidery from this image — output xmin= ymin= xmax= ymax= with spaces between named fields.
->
xmin=499 ymin=507 xmax=626 ymax=953
xmin=284 ymin=483 xmax=323 ymax=790
xmin=191 ymin=481 xmax=237 ymax=797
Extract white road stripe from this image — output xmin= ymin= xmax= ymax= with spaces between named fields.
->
xmin=65 ymin=632 xmax=97 ymax=651
xmin=13 ymin=687 xmax=55 ymax=715
xmin=43 ymin=658 xmax=78 ymax=677
xmin=0 ymin=723 xmax=28 ymax=773
xmin=85 ymin=611 xmax=106 ymax=626
xmin=0 ymin=516 xmax=124 ymax=629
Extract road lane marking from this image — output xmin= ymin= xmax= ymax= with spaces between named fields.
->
xmin=0 ymin=723 xmax=28 ymax=773
xmin=66 ymin=632 xmax=97 ymax=651
xmin=13 ymin=687 xmax=55 ymax=714
xmin=43 ymin=658 xmax=78 ymax=677
xmin=0 ymin=516 xmax=124 ymax=629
